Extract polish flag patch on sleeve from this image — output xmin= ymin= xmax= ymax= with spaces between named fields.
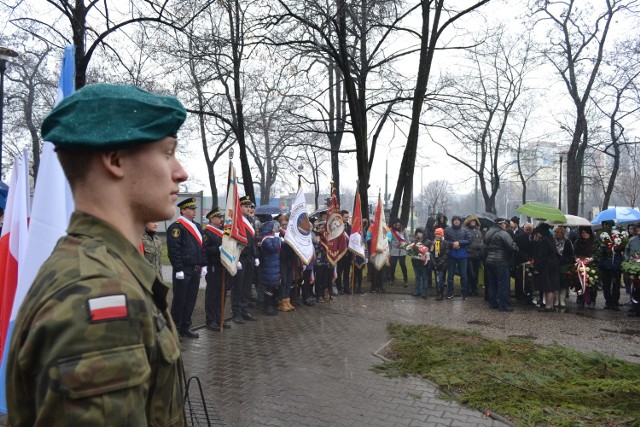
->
xmin=87 ymin=294 xmax=128 ymax=322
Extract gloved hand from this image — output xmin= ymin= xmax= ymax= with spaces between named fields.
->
xmin=237 ymin=261 xmax=243 ymax=270
xmin=201 ymin=266 xmax=208 ymax=277
xmin=255 ymin=258 xmax=260 ymax=267
xmin=280 ymin=237 xmax=285 ymax=242
xmin=176 ymin=271 xmax=184 ymax=280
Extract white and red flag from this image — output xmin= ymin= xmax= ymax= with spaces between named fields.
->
xmin=347 ymin=189 xmax=366 ymax=261
xmin=0 ymin=46 xmax=76 ymax=414
xmin=285 ymin=185 xmax=314 ymax=265
xmin=220 ymin=165 xmax=247 ymax=276
xmin=369 ymin=194 xmax=389 ymax=271
xmin=0 ymin=152 xmax=30 ymax=362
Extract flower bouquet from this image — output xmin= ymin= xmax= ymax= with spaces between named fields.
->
xmin=599 ymin=229 xmax=629 ymax=254
xmin=573 ymin=257 xmax=600 ymax=303
xmin=400 ymin=242 xmax=430 ymax=264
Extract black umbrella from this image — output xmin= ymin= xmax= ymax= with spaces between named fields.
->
xmin=254 ymin=204 xmax=282 ymax=216
xmin=468 ymin=212 xmax=496 ymax=230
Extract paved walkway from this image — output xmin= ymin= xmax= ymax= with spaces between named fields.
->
xmin=180 ymin=289 xmax=639 ymax=426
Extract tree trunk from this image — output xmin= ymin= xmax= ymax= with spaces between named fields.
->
xmin=391 ymin=0 xmax=439 ymax=225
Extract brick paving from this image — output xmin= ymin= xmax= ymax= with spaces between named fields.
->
xmin=180 ymin=295 xmax=506 ymax=427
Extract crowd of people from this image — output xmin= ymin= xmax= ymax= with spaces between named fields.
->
xmin=148 ymin=202 xmax=640 ymax=341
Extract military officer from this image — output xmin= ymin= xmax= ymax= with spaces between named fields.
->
xmin=202 ymin=207 xmax=230 ymax=331
xmin=142 ymin=221 xmax=164 ymax=277
xmin=231 ymin=195 xmax=259 ymax=324
xmin=6 ymin=83 xmax=187 ymax=426
xmin=167 ymin=197 xmax=205 ymax=338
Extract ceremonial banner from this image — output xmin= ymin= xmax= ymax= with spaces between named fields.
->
xmin=220 ymin=165 xmax=247 ymax=276
xmin=285 ymin=186 xmax=314 ymax=265
xmin=369 ymin=195 xmax=389 ymax=271
xmin=322 ymin=185 xmax=348 ymax=265
xmin=347 ymin=190 xmax=366 ymax=260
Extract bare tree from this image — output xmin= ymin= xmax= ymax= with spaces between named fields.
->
xmin=263 ymin=0 xmax=417 ymax=219
xmin=532 ymin=0 xmax=640 ymax=215
xmin=244 ymin=63 xmax=302 ymax=204
xmin=390 ymin=0 xmax=491 ymax=224
xmin=7 ymin=0 xmax=206 ymax=89
xmin=591 ymin=39 xmax=640 ymax=209
xmin=613 ymin=142 xmax=640 ymax=207
xmin=2 ymin=35 xmax=56 ymax=181
xmin=423 ymin=180 xmax=451 ymax=215
xmin=430 ymin=28 xmax=534 ymax=214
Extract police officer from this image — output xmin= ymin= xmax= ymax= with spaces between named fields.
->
xmin=231 ymin=196 xmax=259 ymax=323
xmin=7 ymin=83 xmax=187 ymax=426
xmin=203 ymin=207 xmax=230 ymax=331
xmin=167 ymin=197 xmax=205 ymax=338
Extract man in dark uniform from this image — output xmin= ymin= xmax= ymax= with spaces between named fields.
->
xmin=167 ymin=197 xmax=205 ymax=338
xmin=6 ymin=83 xmax=187 ymax=426
xmin=202 ymin=207 xmax=230 ymax=331
xmin=231 ymin=195 xmax=259 ymax=324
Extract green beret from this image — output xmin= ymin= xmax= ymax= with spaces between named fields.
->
xmin=41 ymin=83 xmax=186 ymax=150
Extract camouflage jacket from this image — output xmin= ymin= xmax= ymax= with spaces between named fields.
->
xmin=7 ymin=211 xmax=185 ymax=426
xmin=142 ymin=230 xmax=163 ymax=277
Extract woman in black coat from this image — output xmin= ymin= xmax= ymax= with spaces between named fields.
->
xmin=533 ymin=223 xmax=561 ymax=312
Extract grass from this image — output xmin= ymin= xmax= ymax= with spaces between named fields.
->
xmin=375 ymin=324 xmax=640 ymax=427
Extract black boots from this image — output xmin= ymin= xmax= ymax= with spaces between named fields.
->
xmin=436 ymin=290 xmax=444 ymax=301
xmin=263 ymin=293 xmax=277 ymax=316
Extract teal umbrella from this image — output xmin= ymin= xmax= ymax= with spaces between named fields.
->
xmin=515 ymin=202 xmax=567 ymax=224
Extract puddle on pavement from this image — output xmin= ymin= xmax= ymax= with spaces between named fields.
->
xmin=601 ymin=328 xmax=640 ymax=337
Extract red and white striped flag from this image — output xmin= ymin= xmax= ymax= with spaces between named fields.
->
xmin=0 ymin=151 xmax=30 ymax=362
xmin=369 ymin=194 xmax=389 ymax=271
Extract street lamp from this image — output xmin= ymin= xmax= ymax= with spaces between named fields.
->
xmin=0 ymin=46 xmax=19 ymax=179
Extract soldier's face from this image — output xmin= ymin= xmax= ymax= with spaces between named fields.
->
xmin=210 ymin=216 xmax=223 ymax=227
xmin=124 ymin=137 xmax=187 ymax=222
xmin=182 ymin=207 xmax=196 ymax=221
xmin=145 ymin=221 xmax=158 ymax=232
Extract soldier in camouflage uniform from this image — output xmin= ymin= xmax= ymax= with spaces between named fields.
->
xmin=6 ymin=83 xmax=188 ymax=426
xmin=142 ymin=221 xmax=164 ymax=277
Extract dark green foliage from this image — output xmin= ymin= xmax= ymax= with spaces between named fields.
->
xmin=376 ymin=324 xmax=640 ymax=426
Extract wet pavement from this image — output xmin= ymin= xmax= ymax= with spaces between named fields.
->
xmin=179 ymin=285 xmax=639 ymax=426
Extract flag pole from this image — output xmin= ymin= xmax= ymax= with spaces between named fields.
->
xmin=220 ymin=147 xmax=234 ymax=332
xmin=351 ymin=180 xmax=360 ymax=295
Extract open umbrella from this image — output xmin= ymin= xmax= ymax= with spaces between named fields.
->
xmin=515 ymin=202 xmax=567 ymax=224
xmin=591 ymin=207 xmax=640 ymax=225
xmin=548 ymin=214 xmax=591 ymax=227
xmin=254 ymin=204 xmax=282 ymax=216
xmin=468 ymin=212 xmax=495 ymax=230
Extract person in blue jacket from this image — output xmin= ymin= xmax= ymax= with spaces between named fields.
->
xmin=259 ymin=220 xmax=281 ymax=315
xmin=444 ymin=215 xmax=472 ymax=299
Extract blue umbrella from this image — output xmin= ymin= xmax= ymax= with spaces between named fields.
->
xmin=0 ymin=180 xmax=8 ymax=198
xmin=591 ymin=207 xmax=640 ymax=225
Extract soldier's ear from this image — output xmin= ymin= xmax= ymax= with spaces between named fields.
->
xmin=100 ymin=150 xmax=125 ymax=178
